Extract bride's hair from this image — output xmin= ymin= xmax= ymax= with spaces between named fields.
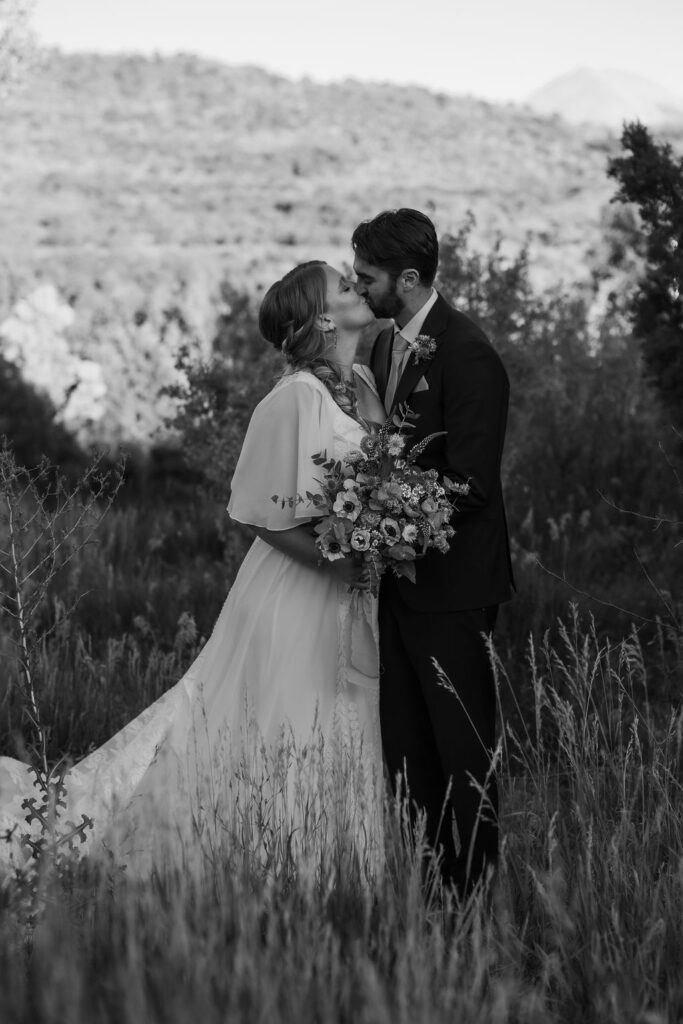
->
xmin=259 ymin=261 xmax=361 ymax=423
xmin=259 ymin=260 xmax=327 ymax=363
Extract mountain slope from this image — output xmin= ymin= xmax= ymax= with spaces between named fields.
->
xmin=2 ymin=51 xmax=682 ymax=449
xmin=0 ymin=50 xmax=633 ymax=296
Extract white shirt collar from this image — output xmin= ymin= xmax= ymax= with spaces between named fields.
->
xmin=394 ymin=288 xmax=438 ymax=344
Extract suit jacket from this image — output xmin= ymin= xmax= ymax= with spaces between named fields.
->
xmin=370 ymin=293 xmax=514 ymax=612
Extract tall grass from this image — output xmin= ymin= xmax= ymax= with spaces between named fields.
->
xmin=2 ymin=607 xmax=681 ymax=1022
xmin=1 ymin=487 xmax=679 ymax=764
xmin=1 ymin=469 xmax=681 ymax=1021
xmin=0 ymin=496 xmax=228 ymax=761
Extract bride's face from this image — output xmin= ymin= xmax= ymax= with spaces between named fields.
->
xmin=323 ymin=265 xmax=375 ymax=332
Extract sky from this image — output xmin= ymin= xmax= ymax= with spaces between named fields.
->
xmin=31 ymin=0 xmax=683 ymax=104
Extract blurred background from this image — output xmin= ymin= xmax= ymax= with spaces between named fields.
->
xmin=0 ymin=0 xmax=682 ymax=754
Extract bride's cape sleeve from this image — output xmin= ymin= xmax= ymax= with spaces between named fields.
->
xmin=227 ymin=375 xmax=335 ymax=531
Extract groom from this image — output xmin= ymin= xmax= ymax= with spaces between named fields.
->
xmin=352 ymin=208 xmax=514 ymax=893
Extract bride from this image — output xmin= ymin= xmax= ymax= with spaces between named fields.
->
xmin=0 ymin=261 xmax=387 ymax=878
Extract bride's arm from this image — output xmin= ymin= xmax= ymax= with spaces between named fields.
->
xmin=250 ymin=523 xmax=368 ymax=588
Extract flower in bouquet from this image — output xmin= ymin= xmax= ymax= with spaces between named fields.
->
xmin=386 ymin=434 xmax=406 ymax=457
xmin=402 ymin=523 xmax=419 ymax=544
xmin=379 ymin=517 xmax=401 ymax=545
xmin=350 ymin=528 xmax=372 ymax=552
xmin=332 ymin=487 xmax=361 ymax=521
xmin=359 ymin=434 xmax=382 ymax=459
xmin=318 ymin=533 xmax=348 ymax=560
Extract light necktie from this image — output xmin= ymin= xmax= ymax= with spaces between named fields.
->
xmin=384 ymin=331 xmax=409 ymax=413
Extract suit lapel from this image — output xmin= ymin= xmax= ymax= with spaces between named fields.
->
xmin=390 ymin=293 xmax=450 ymax=412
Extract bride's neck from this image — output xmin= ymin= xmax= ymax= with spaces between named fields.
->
xmin=327 ymin=329 xmax=360 ymax=380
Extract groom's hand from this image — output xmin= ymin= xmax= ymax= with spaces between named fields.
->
xmin=325 ymin=553 xmax=372 ymax=590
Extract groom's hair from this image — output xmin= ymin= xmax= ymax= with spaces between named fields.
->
xmin=351 ymin=209 xmax=438 ymax=286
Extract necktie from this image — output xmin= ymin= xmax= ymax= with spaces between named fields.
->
xmin=384 ymin=331 xmax=409 ymax=413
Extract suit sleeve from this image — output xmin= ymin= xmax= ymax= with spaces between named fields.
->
xmin=441 ymin=335 xmax=509 ymax=518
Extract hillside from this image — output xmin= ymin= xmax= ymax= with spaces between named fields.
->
xmin=0 ymin=49 xmax=647 ymax=297
xmin=1 ymin=50 xmax=681 ymax=450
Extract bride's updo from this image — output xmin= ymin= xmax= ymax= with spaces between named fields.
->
xmin=259 ymin=260 xmax=328 ymax=364
xmin=259 ymin=261 xmax=361 ymax=422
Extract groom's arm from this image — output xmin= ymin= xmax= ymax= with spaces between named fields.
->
xmin=440 ymin=334 xmax=509 ymax=518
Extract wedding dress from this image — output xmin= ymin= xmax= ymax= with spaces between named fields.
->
xmin=0 ymin=369 xmax=383 ymax=879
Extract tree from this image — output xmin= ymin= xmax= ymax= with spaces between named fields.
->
xmin=163 ymin=282 xmax=279 ymax=500
xmin=0 ymin=0 xmax=36 ymax=96
xmin=607 ymin=123 xmax=683 ymax=430
xmin=0 ymin=354 xmax=85 ymax=474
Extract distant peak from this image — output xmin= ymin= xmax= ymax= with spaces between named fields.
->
xmin=527 ymin=67 xmax=683 ymax=127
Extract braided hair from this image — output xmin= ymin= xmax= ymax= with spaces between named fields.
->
xmin=259 ymin=261 xmax=363 ymax=424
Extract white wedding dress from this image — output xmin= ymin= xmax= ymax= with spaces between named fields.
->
xmin=0 ymin=370 xmax=383 ymax=879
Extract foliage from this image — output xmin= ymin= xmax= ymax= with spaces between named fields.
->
xmin=436 ymin=220 xmax=682 ymax=643
xmin=0 ymin=250 xmax=228 ymax=453
xmin=0 ymin=284 xmax=108 ymax=445
xmin=608 ymin=122 xmax=683 ymax=431
xmin=163 ymin=286 xmax=279 ymax=504
xmin=0 ymin=354 xmax=85 ymax=474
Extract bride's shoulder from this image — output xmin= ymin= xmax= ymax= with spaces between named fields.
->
xmin=270 ymin=369 xmax=329 ymax=399
xmin=277 ymin=367 xmax=325 ymax=388
xmin=257 ymin=369 xmax=328 ymax=413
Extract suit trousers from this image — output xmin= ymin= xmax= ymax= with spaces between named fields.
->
xmin=378 ymin=579 xmax=499 ymax=891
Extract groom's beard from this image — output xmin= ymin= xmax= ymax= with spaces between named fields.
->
xmin=367 ymin=286 xmax=403 ymax=321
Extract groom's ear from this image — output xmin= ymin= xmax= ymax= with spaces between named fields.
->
xmin=398 ymin=269 xmax=420 ymax=293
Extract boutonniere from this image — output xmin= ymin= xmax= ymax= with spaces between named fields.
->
xmin=407 ymin=334 xmax=437 ymax=363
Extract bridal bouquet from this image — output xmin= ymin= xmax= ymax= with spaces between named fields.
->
xmin=275 ymin=420 xmax=469 ymax=592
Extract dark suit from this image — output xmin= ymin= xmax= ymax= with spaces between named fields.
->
xmin=370 ymin=292 xmax=514 ymax=892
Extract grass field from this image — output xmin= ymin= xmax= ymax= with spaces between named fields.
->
xmin=1 ymin=612 xmax=681 ymax=1022
xmin=1 ymin=477 xmax=682 ymax=1022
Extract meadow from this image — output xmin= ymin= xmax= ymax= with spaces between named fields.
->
xmin=1 ymin=499 xmax=681 ymax=1022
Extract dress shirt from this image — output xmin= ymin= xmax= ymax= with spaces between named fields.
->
xmin=385 ymin=288 xmax=438 ymax=412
